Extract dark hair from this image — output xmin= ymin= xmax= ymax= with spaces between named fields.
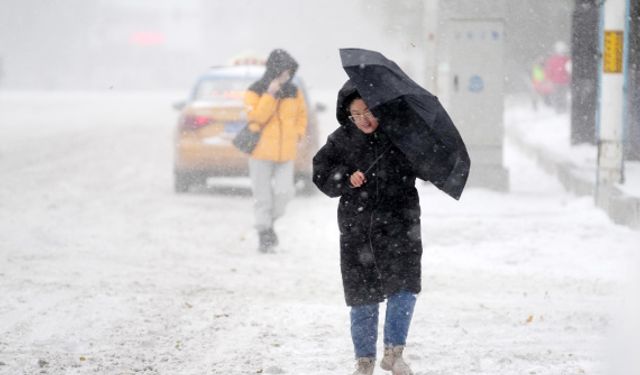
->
xmin=343 ymin=91 xmax=362 ymax=113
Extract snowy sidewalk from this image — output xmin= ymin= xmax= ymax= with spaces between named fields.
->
xmin=1 ymin=92 xmax=639 ymax=374
xmin=505 ymin=99 xmax=640 ymax=229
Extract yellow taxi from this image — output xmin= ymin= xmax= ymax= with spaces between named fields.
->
xmin=173 ymin=63 xmax=322 ymax=193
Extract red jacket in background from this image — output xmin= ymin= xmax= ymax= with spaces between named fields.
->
xmin=544 ymin=54 xmax=571 ymax=85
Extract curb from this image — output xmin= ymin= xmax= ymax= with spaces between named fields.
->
xmin=507 ymin=128 xmax=640 ymax=230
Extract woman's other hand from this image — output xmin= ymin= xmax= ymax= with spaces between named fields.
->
xmin=349 ymin=170 xmax=366 ymax=188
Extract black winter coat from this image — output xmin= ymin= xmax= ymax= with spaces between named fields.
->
xmin=313 ymin=110 xmax=423 ymax=306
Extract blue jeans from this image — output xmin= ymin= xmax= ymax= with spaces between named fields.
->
xmin=350 ymin=291 xmax=417 ymax=358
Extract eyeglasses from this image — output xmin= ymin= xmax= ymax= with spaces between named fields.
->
xmin=348 ymin=110 xmax=376 ymax=123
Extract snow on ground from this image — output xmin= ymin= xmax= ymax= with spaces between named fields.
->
xmin=0 ymin=91 xmax=639 ymax=375
xmin=505 ymin=96 xmax=640 ymax=200
xmin=505 ymin=98 xmax=597 ymax=170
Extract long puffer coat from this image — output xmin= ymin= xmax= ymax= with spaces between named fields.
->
xmin=244 ymin=49 xmax=307 ymax=162
xmin=312 ymin=81 xmax=423 ymax=306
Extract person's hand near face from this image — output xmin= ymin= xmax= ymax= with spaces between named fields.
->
xmin=267 ymin=70 xmax=291 ymax=96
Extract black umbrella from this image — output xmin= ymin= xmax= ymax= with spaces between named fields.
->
xmin=340 ymin=48 xmax=471 ymax=200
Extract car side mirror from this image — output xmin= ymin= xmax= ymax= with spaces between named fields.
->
xmin=173 ymin=101 xmax=186 ymax=111
xmin=315 ymin=102 xmax=327 ymax=112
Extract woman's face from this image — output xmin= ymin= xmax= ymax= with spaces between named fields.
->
xmin=349 ymin=98 xmax=379 ymax=134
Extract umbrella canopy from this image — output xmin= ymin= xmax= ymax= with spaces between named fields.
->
xmin=340 ymin=48 xmax=471 ymax=200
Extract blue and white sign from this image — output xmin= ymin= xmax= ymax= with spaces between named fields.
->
xmin=468 ymin=75 xmax=484 ymax=93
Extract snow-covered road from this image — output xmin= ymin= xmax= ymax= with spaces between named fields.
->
xmin=1 ymin=91 xmax=638 ymax=375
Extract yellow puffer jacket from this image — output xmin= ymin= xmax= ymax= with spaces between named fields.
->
xmin=244 ymin=89 xmax=307 ymax=162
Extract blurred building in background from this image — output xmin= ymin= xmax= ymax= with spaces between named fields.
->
xmin=1 ymin=0 xmax=575 ymax=92
xmin=435 ymin=0 xmax=510 ymax=191
xmin=363 ymin=0 xmax=575 ymax=94
xmin=0 ymin=0 xmax=207 ymax=90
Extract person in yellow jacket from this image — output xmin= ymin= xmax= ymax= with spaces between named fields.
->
xmin=244 ymin=49 xmax=307 ymax=252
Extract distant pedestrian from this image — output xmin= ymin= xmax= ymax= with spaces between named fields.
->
xmin=544 ymin=41 xmax=571 ymax=113
xmin=313 ymin=82 xmax=420 ymax=375
xmin=530 ymin=55 xmax=553 ymax=109
xmin=244 ymin=49 xmax=308 ymax=253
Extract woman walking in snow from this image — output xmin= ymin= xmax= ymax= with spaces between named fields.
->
xmin=244 ymin=49 xmax=308 ymax=253
xmin=312 ymin=80 xmax=420 ymax=375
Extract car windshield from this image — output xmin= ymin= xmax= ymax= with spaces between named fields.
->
xmin=193 ymin=77 xmax=256 ymax=103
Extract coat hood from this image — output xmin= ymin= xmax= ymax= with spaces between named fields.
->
xmin=265 ymin=49 xmax=298 ymax=80
xmin=249 ymin=49 xmax=299 ymax=98
xmin=336 ymin=80 xmax=361 ymax=127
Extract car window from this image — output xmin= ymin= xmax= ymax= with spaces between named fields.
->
xmin=193 ymin=77 xmax=255 ymax=103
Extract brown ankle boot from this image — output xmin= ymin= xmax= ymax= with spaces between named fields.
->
xmin=380 ymin=346 xmax=413 ymax=375
xmin=353 ymin=357 xmax=375 ymax=375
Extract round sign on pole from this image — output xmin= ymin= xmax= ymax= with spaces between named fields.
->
xmin=468 ymin=75 xmax=484 ymax=92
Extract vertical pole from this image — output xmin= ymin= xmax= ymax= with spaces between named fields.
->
xmin=570 ymin=0 xmax=599 ymax=145
xmin=624 ymin=0 xmax=639 ymax=161
xmin=622 ymin=0 xmax=631 ymax=162
xmin=596 ymin=0 xmax=626 ymax=205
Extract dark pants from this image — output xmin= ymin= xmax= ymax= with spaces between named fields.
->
xmin=350 ymin=290 xmax=417 ymax=358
